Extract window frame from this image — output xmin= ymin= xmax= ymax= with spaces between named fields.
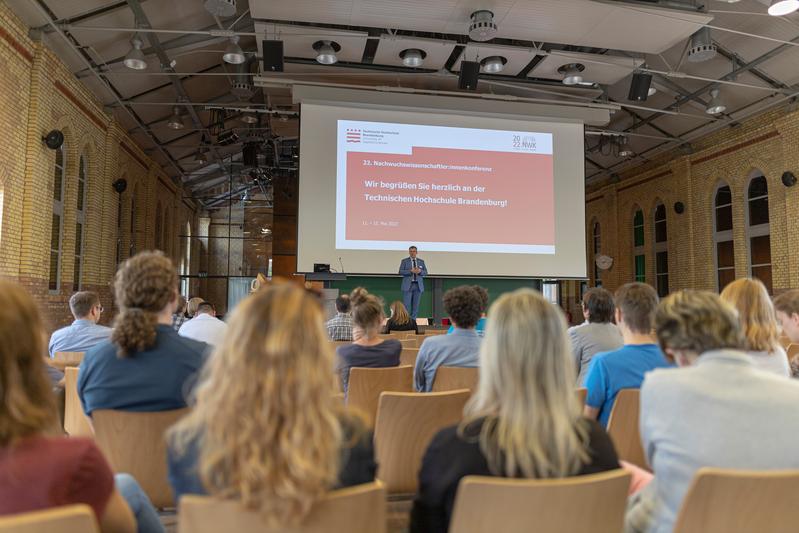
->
xmin=745 ymin=173 xmax=772 ymax=293
xmin=73 ymin=154 xmax=88 ymax=291
xmin=49 ymin=144 xmax=67 ymax=293
xmin=713 ymin=182 xmax=735 ymax=292
xmin=633 ymin=207 xmax=645 ymax=283
xmin=653 ymin=202 xmax=668 ymax=296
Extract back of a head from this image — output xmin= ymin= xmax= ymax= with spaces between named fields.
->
xmin=0 ymin=281 xmax=55 ymax=445
xmin=196 ymin=302 xmax=215 ymax=316
xmin=720 ymin=278 xmax=779 ymax=352
xmin=582 ymin=287 xmax=614 ymax=323
xmin=390 ymin=300 xmax=411 ymax=325
xmin=655 ymin=290 xmax=743 ymax=356
xmin=349 ymin=287 xmax=383 ymax=330
xmin=466 ymin=288 xmax=588 ymax=478
xmin=471 ymin=285 xmax=489 ymax=314
xmin=69 ymin=291 xmax=99 ymax=319
xmin=444 ymin=286 xmax=482 ymax=329
xmin=774 ymin=289 xmax=799 ymax=318
xmin=615 ymin=282 xmax=658 ymax=333
xmin=335 ymin=294 xmax=351 ymax=314
xmin=169 ymin=283 xmax=344 ymax=527
xmin=112 ymin=251 xmax=177 ymax=357
xmin=186 ymin=297 xmax=204 ymax=318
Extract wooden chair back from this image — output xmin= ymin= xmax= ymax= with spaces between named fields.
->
xmin=399 ymin=337 xmax=419 ymax=349
xmin=52 ymin=351 xmax=85 ymax=371
xmin=64 ymin=367 xmax=93 ymax=437
xmin=374 ymin=390 xmax=470 ymax=494
xmin=606 ymin=388 xmax=647 ymax=470
xmin=779 ymin=336 xmax=792 ymax=350
xmin=449 ymin=470 xmax=631 ymax=533
xmin=431 ymin=366 xmax=479 ymax=393
xmin=787 ymin=343 xmax=799 ymax=361
xmin=0 ymin=504 xmax=99 ymax=533
xmin=576 ymin=387 xmax=587 ymax=405
xmin=347 ymin=366 xmax=413 ymax=426
xmin=92 ymin=408 xmax=189 ymax=509
xmin=674 ymin=468 xmax=799 ymax=533
xmin=179 ymin=481 xmax=386 ymax=533
xmin=400 ymin=347 xmax=419 ymax=367
xmin=424 ymin=329 xmax=447 ymax=336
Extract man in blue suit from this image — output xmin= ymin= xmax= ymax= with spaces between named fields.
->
xmin=399 ymin=245 xmax=428 ymax=320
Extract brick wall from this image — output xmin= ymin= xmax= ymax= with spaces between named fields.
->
xmin=586 ymin=106 xmax=799 ymax=295
xmin=0 ymin=6 xmax=198 ymax=332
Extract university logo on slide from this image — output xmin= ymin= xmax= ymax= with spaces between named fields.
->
xmin=346 ymin=128 xmax=361 ymax=143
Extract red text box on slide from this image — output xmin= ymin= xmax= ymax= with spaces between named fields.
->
xmin=345 ymin=146 xmax=554 ymax=246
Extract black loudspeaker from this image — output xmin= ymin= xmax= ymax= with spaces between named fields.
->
xmin=628 ymin=72 xmax=653 ymax=101
xmin=112 ymin=178 xmax=127 ymax=194
xmin=42 ymin=130 xmax=64 ymax=149
xmin=674 ymin=201 xmax=685 ymax=214
xmin=782 ymin=171 xmax=797 ymax=187
xmin=458 ymin=61 xmax=480 ymax=91
xmin=262 ymin=40 xmax=284 ymax=72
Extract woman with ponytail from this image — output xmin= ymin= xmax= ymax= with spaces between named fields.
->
xmin=78 ymin=251 xmax=208 ymax=415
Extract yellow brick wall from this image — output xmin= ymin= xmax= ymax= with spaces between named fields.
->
xmin=0 ymin=6 xmax=197 ymax=331
xmin=587 ymin=107 xmax=799 ymax=295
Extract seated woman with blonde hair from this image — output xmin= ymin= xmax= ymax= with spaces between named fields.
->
xmin=384 ymin=300 xmax=418 ymax=334
xmin=0 ymin=281 xmax=162 ymax=533
xmin=720 ymin=278 xmax=790 ymax=377
xmin=167 ymin=283 xmax=376 ymax=527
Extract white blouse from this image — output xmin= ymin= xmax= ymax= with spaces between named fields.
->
xmin=747 ymin=346 xmax=791 ymax=377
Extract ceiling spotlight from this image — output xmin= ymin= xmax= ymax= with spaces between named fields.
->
xmin=400 ymin=48 xmax=426 ymax=68
xmin=768 ymin=0 xmax=799 ymax=15
xmin=705 ymin=88 xmax=727 ymax=115
xmin=469 ymin=10 xmax=498 ymax=41
xmin=618 ymin=137 xmax=634 ymax=158
xmin=279 ymin=114 xmax=289 ymax=122
xmin=558 ymin=63 xmax=585 ymax=85
xmin=313 ymin=40 xmax=340 ymax=65
xmin=687 ymin=27 xmax=717 ymax=62
xmin=241 ymin=112 xmax=258 ymax=124
xmin=480 ymin=55 xmax=507 ymax=74
xmin=648 ymin=86 xmax=657 ymax=96
xmin=166 ymin=107 xmax=185 ymax=130
xmin=123 ymin=34 xmax=147 ymax=70
xmin=222 ymin=35 xmax=246 ymax=65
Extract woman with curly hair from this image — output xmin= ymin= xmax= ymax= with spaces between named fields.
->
xmin=78 ymin=251 xmax=208 ymax=415
xmin=167 ymin=283 xmax=375 ymax=527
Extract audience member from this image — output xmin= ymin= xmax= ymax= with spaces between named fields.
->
xmin=411 ymin=288 xmax=619 ymax=533
xmin=773 ymin=289 xmax=799 ymax=376
xmin=78 ymin=252 xmax=208 ymax=416
xmin=415 ymin=286 xmax=483 ymax=392
xmin=186 ymin=296 xmax=204 ymax=318
xmin=626 ymin=290 xmax=799 ymax=533
xmin=570 ymin=288 xmax=623 ymax=386
xmin=178 ymin=301 xmax=228 ymax=347
xmin=168 ymin=284 xmax=375 ymax=527
xmin=447 ymin=285 xmax=488 ymax=336
xmin=48 ymin=291 xmax=112 ymax=358
xmin=336 ymin=288 xmax=401 ymax=393
xmin=326 ymin=294 xmax=354 ymax=341
xmin=584 ymin=283 xmax=671 ymax=427
xmin=384 ymin=300 xmax=418 ymax=334
xmin=171 ymin=294 xmax=188 ymax=331
xmin=0 ymin=280 xmax=163 ymax=533
xmin=720 ymin=278 xmax=789 ymax=377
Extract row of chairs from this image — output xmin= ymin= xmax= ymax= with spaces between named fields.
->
xmin=7 ymin=467 xmax=799 ymax=533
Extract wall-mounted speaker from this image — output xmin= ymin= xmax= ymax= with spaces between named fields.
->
xmin=42 ymin=130 xmax=64 ymax=150
xmin=262 ymin=40 xmax=284 ymax=72
xmin=627 ymin=72 xmax=653 ymax=102
xmin=782 ymin=171 xmax=797 ymax=187
xmin=674 ymin=201 xmax=685 ymax=214
xmin=458 ymin=61 xmax=480 ymax=91
xmin=112 ymin=178 xmax=128 ymax=194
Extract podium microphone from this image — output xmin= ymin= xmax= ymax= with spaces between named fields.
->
xmin=339 ymin=257 xmax=345 ymax=274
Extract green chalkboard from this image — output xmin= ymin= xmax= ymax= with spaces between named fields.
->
xmin=441 ymin=278 xmax=541 ymax=306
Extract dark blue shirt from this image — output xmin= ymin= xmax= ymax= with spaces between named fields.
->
xmin=584 ymin=343 xmax=672 ymax=427
xmin=77 ymin=325 xmax=208 ymax=416
xmin=336 ymin=339 xmax=402 ymax=393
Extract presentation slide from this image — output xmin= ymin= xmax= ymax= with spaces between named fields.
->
xmin=297 ymin=95 xmax=587 ymax=279
xmin=336 ymin=121 xmax=555 ymax=254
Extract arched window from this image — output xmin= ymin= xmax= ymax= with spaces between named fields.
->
xmin=154 ymin=203 xmax=163 ymax=250
xmin=73 ymin=155 xmax=88 ymax=291
xmin=115 ymin=188 xmax=123 ymax=266
xmin=49 ymin=144 xmax=66 ymax=291
xmin=654 ymin=202 xmax=668 ymax=297
xmin=129 ymin=185 xmax=138 ymax=257
xmin=714 ymin=183 xmax=735 ymax=291
xmin=633 ymin=208 xmax=645 ymax=283
xmin=180 ymin=221 xmax=191 ymax=296
xmin=747 ymin=173 xmax=772 ymax=293
xmin=592 ymin=221 xmax=602 ymax=287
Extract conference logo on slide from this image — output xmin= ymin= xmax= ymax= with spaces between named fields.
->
xmin=346 ymin=128 xmax=361 ymax=143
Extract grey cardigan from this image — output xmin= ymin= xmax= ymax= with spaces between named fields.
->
xmin=568 ymin=321 xmax=623 ymax=385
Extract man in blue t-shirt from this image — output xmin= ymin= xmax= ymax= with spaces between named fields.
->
xmin=584 ymin=282 xmax=672 ymax=427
